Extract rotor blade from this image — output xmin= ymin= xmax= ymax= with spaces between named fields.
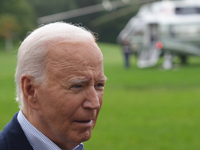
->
xmin=90 ymin=0 xmax=158 ymax=26
xmin=38 ymin=1 xmax=131 ymax=24
xmin=90 ymin=5 xmax=137 ymax=26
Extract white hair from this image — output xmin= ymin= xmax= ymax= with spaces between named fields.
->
xmin=15 ymin=22 xmax=96 ymax=109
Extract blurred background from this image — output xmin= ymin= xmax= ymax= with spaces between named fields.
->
xmin=1 ymin=0 xmax=200 ymax=149
xmin=0 ymin=0 xmax=141 ymax=45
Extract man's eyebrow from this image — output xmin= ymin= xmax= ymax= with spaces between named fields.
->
xmin=96 ymin=76 xmax=107 ymax=83
xmin=69 ymin=76 xmax=107 ymax=84
xmin=99 ymin=76 xmax=107 ymax=82
xmin=69 ymin=79 xmax=89 ymax=84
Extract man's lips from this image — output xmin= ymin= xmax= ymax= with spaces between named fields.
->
xmin=74 ymin=119 xmax=93 ymax=125
xmin=78 ymin=120 xmax=91 ymax=123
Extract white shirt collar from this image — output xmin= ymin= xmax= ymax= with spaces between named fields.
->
xmin=17 ymin=110 xmax=84 ymax=150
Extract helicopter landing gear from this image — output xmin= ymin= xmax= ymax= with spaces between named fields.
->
xmin=162 ymin=52 xmax=174 ymax=70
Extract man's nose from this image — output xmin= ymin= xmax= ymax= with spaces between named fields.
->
xmin=83 ymin=86 xmax=100 ymax=109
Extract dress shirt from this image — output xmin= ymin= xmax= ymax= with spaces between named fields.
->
xmin=17 ymin=110 xmax=84 ymax=150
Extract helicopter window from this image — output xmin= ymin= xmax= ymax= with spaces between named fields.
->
xmin=175 ymin=7 xmax=200 ymax=15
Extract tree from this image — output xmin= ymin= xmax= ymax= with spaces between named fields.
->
xmin=0 ymin=0 xmax=36 ymax=50
xmin=0 ymin=14 xmax=20 ymax=50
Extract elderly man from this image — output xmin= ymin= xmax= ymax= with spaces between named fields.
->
xmin=0 ymin=22 xmax=106 ymax=150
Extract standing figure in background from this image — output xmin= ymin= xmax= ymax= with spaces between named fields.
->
xmin=122 ymin=39 xmax=132 ymax=68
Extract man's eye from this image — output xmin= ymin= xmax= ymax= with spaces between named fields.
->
xmin=95 ymin=83 xmax=104 ymax=89
xmin=71 ymin=85 xmax=82 ymax=89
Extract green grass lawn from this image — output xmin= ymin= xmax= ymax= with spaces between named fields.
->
xmin=1 ymin=42 xmax=200 ymax=149
xmin=0 ymin=49 xmax=19 ymax=130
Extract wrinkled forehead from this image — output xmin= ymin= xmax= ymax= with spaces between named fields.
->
xmin=46 ymin=39 xmax=103 ymax=71
xmin=44 ymin=39 xmax=105 ymax=81
xmin=50 ymin=38 xmax=102 ymax=57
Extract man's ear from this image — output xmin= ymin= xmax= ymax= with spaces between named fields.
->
xmin=21 ymin=74 xmax=39 ymax=110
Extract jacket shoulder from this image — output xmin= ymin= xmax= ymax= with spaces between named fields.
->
xmin=0 ymin=130 xmax=8 ymax=150
xmin=0 ymin=112 xmax=33 ymax=150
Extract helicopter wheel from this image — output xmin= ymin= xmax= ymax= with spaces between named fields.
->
xmin=179 ymin=55 xmax=187 ymax=64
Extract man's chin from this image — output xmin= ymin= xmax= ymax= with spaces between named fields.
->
xmin=73 ymin=130 xmax=92 ymax=143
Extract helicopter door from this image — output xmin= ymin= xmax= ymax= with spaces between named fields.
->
xmin=137 ymin=23 xmax=161 ymax=68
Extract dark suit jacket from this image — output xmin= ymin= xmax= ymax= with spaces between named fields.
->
xmin=0 ymin=113 xmax=33 ymax=150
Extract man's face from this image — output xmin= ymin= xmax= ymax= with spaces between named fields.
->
xmin=34 ymin=40 xmax=106 ymax=148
